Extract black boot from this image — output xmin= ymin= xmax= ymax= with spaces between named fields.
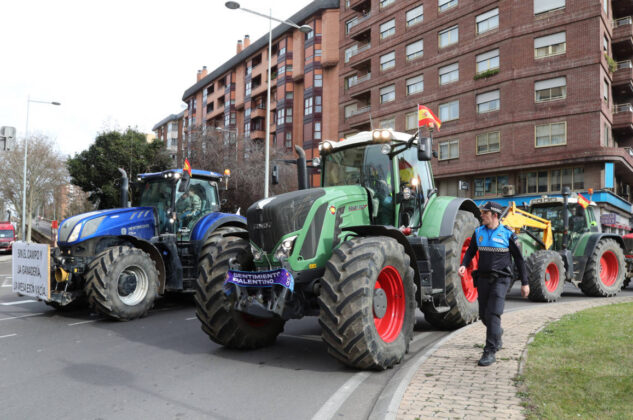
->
xmin=478 ymin=350 xmax=496 ymax=366
xmin=496 ymin=328 xmax=504 ymax=351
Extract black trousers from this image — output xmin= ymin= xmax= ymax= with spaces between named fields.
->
xmin=477 ymin=276 xmax=511 ymax=353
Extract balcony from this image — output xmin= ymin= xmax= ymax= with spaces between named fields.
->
xmin=345 ymin=12 xmax=371 ymax=34
xmin=345 ymin=104 xmax=370 ymax=119
xmin=613 ymin=61 xmax=633 ymax=98
xmin=251 ymin=106 xmax=267 ymax=120
xmin=344 ymin=42 xmax=371 ymax=63
xmin=613 ymin=103 xmax=633 ymax=134
xmin=612 ymin=1 xmax=633 ymax=20
xmin=251 ymin=129 xmax=265 ymax=140
xmin=345 ymin=72 xmax=372 ymax=89
xmin=613 ymin=17 xmax=633 ymax=58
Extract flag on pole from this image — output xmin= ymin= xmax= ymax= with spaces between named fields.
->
xmin=418 ymin=105 xmax=441 ymax=131
xmin=577 ymin=193 xmax=589 ymax=209
xmin=183 ymin=158 xmax=192 ymax=177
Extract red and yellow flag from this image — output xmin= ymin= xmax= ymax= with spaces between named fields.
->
xmin=577 ymin=193 xmax=590 ymax=209
xmin=183 ymin=158 xmax=192 ymax=177
xmin=418 ymin=105 xmax=441 ymax=131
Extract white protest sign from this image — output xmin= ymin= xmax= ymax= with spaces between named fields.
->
xmin=12 ymin=241 xmax=50 ymax=301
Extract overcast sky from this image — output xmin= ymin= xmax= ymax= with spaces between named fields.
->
xmin=0 ymin=0 xmax=313 ymax=157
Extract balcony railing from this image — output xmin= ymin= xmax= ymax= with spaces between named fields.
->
xmin=614 ymin=16 xmax=632 ymax=28
xmin=345 ymin=43 xmax=371 ymax=63
xmin=347 ymin=73 xmax=372 ymax=89
xmin=614 ymin=103 xmax=633 ymax=113
xmin=345 ymin=106 xmax=370 ymax=118
xmin=617 ymin=60 xmax=633 ymax=70
xmin=345 ymin=12 xmax=371 ymax=33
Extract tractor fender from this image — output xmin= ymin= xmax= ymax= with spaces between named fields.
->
xmin=421 ymin=197 xmax=480 ymax=239
xmin=572 ymin=233 xmax=625 ymax=282
xmin=119 ymin=235 xmax=167 ymax=294
xmin=191 ymin=213 xmax=247 ymax=256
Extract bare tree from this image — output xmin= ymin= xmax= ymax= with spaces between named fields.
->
xmin=0 ymin=135 xmax=68 ymax=240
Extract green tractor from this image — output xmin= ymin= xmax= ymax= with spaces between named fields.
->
xmin=512 ymin=189 xmax=625 ymax=302
xmin=194 ymin=129 xmax=481 ymax=370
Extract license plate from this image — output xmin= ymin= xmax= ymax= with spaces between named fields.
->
xmin=225 ymin=268 xmax=294 ymax=292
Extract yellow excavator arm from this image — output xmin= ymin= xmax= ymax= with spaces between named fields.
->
xmin=501 ymin=202 xmax=553 ymax=250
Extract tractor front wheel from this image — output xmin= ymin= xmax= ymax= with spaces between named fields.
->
xmin=195 ymin=228 xmax=285 ymax=349
xmin=318 ymin=236 xmax=415 ymax=370
xmin=580 ymin=239 xmax=625 ymax=297
xmin=527 ymin=250 xmax=565 ymax=302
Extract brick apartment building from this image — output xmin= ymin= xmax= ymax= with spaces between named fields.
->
xmin=153 ymin=110 xmax=185 ymax=164
xmin=340 ymin=0 xmax=633 ymax=229
xmin=179 ymin=0 xmax=340 ymax=176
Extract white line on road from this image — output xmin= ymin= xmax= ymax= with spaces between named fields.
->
xmin=0 ymin=333 xmax=17 ymax=339
xmin=311 ymin=372 xmax=371 ymax=420
xmin=68 ymin=318 xmax=105 ymax=326
xmin=2 ymin=284 xmax=12 ymax=288
xmin=0 ymin=313 xmax=43 ymax=321
xmin=185 ymin=317 xmax=197 ymax=321
xmin=0 ymin=299 xmax=38 ymax=306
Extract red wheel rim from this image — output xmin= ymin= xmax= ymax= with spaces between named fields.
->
xmin=545 ymin=262 xmax=560 ymax=292
xmin=600 ymin=251 xmax=619 ymax=287
xmin=460 ymin=238 xmax=479 ymax=302
xmin=373 ymin=266 xmax=405 ymax=343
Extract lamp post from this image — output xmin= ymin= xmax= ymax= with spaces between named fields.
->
xmin=225 ymin=1 xmax=312 ymax=198
xmin=22 ymin=96 xmax=61 ymax=241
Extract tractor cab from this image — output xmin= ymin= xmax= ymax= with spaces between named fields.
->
xmin=135 ymin=169 xmax=222 ymax=240
xmin=319 ymin=129 xmax=435 ymax=228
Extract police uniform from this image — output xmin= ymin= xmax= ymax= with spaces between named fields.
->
xmin=461 ymin=203 xmax=528 ymax=363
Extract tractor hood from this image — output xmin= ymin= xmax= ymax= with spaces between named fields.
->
xmin=246 ymin=186 xmax=369 ymax=254
xmin=58 ymin=207 xmax=157 ymax=245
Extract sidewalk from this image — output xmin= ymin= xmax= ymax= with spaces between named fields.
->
xmin=396 ymin=296 xmax=633 ymax=420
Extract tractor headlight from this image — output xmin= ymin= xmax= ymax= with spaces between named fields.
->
xmin=251 ymin=244 xmax=263 ymax=261
xmin=274 ymin=235 xmax=297 ymax=261
xmin=381 ymin=144 xmax=392 ymax=155
xmin=67 ymin=223 xmax=82 ymax=243
xmin=372 ymin=129 xmax=392 ymax=142
xmin=81 ymin=216 xmax=106 ymax=239
xmin=318 ymin=141 xmax=333 ymax=154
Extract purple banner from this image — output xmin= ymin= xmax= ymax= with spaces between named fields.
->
xmin=225 ymin=268 xmax=294 ymax=292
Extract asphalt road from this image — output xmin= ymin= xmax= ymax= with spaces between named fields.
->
xmin=1 ymin=253 xmax=631 ymax=420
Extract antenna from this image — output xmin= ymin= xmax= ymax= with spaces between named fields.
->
xmin=368 ymin=113 xmax=374 ymax=130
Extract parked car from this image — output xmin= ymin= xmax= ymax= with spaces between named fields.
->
xmin=0 ymin=221 xmax=16 ymax=253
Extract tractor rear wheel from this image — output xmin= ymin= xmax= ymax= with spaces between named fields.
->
xmin=580 ymin=239 xmax=625 ymax=297
xmin=318 ymin=236 xmax=415 ymax=370
xmin=195 ymin=228 xmax=285 ymax=349
xmin=85 ymin=246 xmax=159 ymax=320
xmin=526 ymin=250 xmax=565 ymax=302
xmin=423 ymin=210 xmax=479 ymax=329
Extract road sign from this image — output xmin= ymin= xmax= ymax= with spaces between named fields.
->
xmin=1 ymin=126 xmax=16 ymax=151
xmin=12 ymin=241 xmax=50 ymax=301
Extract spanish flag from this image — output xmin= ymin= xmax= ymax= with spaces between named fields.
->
xmin=183 ymin=158 xmax=192 ymax=177
xmin=578 ymin=193 xmax=590 ymax=209
xmin=418 ymin=105 xmax=441 ymax=131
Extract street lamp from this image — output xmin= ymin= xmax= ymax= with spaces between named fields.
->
xmin=22 ymin=96 xmax=61 ymax=241
xmin=225 ymin=1 xmax=312 ymax=198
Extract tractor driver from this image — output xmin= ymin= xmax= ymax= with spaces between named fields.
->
xmin=176 ymin=189 xmax=201 ymax=229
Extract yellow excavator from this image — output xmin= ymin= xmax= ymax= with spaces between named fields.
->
xmin=501 ymin=201 xmax=553 ymax=251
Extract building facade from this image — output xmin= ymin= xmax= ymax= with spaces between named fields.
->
xmin=339 ymin=0 xmax=633 ymax=228
xmin=180 ymin=0 xmax=340 ymax=183
xmin=153 ymin=111 xmax=185 ymax=165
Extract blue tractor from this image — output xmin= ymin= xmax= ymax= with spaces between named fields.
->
xmin=49 ymin=168 xmax=246 ymax=320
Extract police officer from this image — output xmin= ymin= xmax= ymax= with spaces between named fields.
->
xmin=458 ymin=201 xmax=529 ymax=366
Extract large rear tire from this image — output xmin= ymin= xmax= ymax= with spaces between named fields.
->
xmin=85 ymin=246 xmax=159 ymax=321
xmin=318 ymin=236 xmax=415 ymax=370
xmin=527 ymin=250 xmax=565 ymax=302
xmin=195 ymin=228 xmax=285 ymax=349
xmin=579 ymin=239 xmax=625 ymax=297
xmin=423 ymin=210 xmax=479 ymax=329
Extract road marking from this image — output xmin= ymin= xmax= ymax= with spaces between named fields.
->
xmin=0 ymin=333 xmax=17 ymax=339
xmin=68 ymin=318 xmax=104 ymax=326
xmin=0 ymin=313 xmax=43 ymax=321
xmin=185 ymin=317 xmax=197 ymax=321
xmin=311 ymin=372 xmax=371 ymax=420
xmin=1 ymin=299 xmax=38 ymax=306
xmin=2 ymin=284 xmax=12 ymax=288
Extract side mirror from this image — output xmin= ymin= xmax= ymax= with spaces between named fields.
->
xmin=178 ymin=176 xmax=190 ymax=193
xmin=418 ymin=136 xmax=432 ymax=161
xmin=272 ymin=165 xmax=279 ymax=185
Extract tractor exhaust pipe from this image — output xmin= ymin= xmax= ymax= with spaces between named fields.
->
xmin=295 ymin=145 xmax=308 ymax=190
xmin=118 ymin=168 xmax=129 ymax=208
xmin=562 ymin=186 xmax=570 ymax=250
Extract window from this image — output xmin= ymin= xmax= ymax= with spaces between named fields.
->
xmin=305 ymin=29 xmax=314 ymax=40
xmin=535 ymin=77 xmax=566 ymax=102
xmin=277 ymin=109 xmax=285 ymax=126
xmin=474 ymin=176 xmax=508 ymax=197
xmin=604 ymin=123 xmax=611 ymax=146
xmin=380 ymin=0 xmax=395 ymax=8
xmin=603 ymin=0 xmax=608 ymax=13
xmin=286 ymin=92 xmax=294 ymax=99
xmin=244 ymin=122 xmax=250 ymax=138
xmin=534 ymin=0 xmax=565 ymax=15
xmin=406 ymin=75 xmax=424 ymax=95
xmin=405 ymin=112 xmax=417 ymax=131
xmin=535 ymin=122 xmax=566 ymax=147
xmin=603 ymin=79 xmax=610 ymax=103
xmin=519 ymin=167 xmax=582 ymax=193
xmin=314 ymin=122 xmax=322 ymax=140
xmin=305 ymin=97 xmax=313 ymax=115
xmin=406 ymin=5 xmax=424 ymax=26
xmin=439 ymin=26 xmax=458 ymax=48
xmin=476 ymin=49 xmax=499 ymax=73
xmin=603 ymin=35 xmax=609 ymax=52
xmin=476 ymin=8 xmax=499 ymax=34
xmin=380 ymin=51 xmax=396 ymax=71
xmin=439 ymin=139 xmax=459 ymax=160
xmin=285 ymin=131 xmax=292 ymax=148
xmin=315 ymin=74 xmax=323 ymax=87
xmin=380 ymin=19 xmax=395 ymax=39
xmin=380 ymin=118 xmax=395 ymax=129
xmin=534 ymin=32 xmax=566 ymax=58
xmin=477 ymin=90 xmax=500 ymax=113
xmin=345 ymin=103 xmax=357 ymax=118
xmin=439 ymin=0 xmax=457 ymax=13
xmin=476 ymin=132 xmax=500 ymax=154
xmin=315 ymin=96 xmax=322 ymax=113
xmin=380 ymin=85 xmax=396 ymax=103
xmin=439 ymin=100 xmax=459 ymax=121
xmin=279 ymin=47 xmax=286 ymax=57
xmin=245 ymin=81 xmax=251 ymax=97
xmin=286 ymin=108 xmax=293 ymax=123
xmin=406 ymin=40 xmax=424 ymax=60
xmin=439 ymin=63 xmax=459 ymax=85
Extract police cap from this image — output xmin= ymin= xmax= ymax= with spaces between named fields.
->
xmin=480 ymin=201 xmax=504 ymax=215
